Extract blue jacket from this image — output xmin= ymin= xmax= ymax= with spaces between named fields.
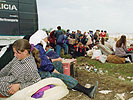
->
xmin=46 ymin=49 xmax=59 ymax=59
xmin=35 ymin=44 xmax=54 ymax=72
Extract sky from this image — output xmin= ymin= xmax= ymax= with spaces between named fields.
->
xmin=37 ymin=0 xmax=133 ymax=34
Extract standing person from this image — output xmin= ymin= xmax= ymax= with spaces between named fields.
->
xmin=66 ymin=29 xmax=70 ymax=37
xmin=54 ymin=26 xmax=65 ymax=56
xmin=94 ymin=30 xmax=100 ymax=44
xmin=75 ymin=30 xmax=81 ymax=39
xmin=115 ymin=35 xmax=132 ymax=62
xmin=86 ymin=33 xmax=93 ymax=50
xmin=89 ymin=30 xmax=94 ymax=46
xmin=63 ymin=31 xmax=69 ymax=55
xmin=104 ymin=30 xmax=109 ymax=41
xmin=0 ymin=39 xmax=41 ymax=98
xmin=48 ymin=30 xmax=56 ymax=51
xmin=77 ymin=34 xmax=85 ymax=44
xmin=100 ymin=30 xmax=105 ymax=39
xmin=71 ymin=31 xmax=76 ymax=39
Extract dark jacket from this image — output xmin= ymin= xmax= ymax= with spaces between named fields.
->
xmin=35 ymin=44 xmax=54 ymax=72
xmin=0 ymin=44 xmax=14 ymax=70
xmin=46 ymin=49 xmax=59 ymax=59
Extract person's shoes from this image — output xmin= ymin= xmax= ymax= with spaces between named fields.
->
xmin=88 ymin=81 xmax=98 ymax=99
xmin=125 ymin=57 xmax=131 ymax=63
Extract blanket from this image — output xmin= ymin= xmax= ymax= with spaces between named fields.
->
xmin=0 ymin=77 xmax=69 ymax=100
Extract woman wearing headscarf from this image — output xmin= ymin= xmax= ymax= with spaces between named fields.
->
xmin=29 ymin=30 xmax=48 ymax=50
xmin=30 ymin=30 xmax=98 ymax=99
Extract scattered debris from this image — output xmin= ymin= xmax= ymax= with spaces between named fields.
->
xmin=115 ymin=73 xmax=120 ymax=75
xmin=98 ymin=68 xmax=104 ymax=75
xmin=85 ymin=84 xmax=91 ymax=88
xmin=84 ymin=65 xmax=95 ymax=72
xmin=118 ymin=76 xmax=125 ymax=81
xmin=127 ymin=76 xmax=132 ymax=79
xmin=104 ymin=70 xmax=108 ymax=73
xmin=78 ymin=64 xmax=109 ymax=75
xmin=130 ymin=91 xmax=133 ymax=94
xmin=128 ymin=97 xmax=133 ymax=100
xmin=94 ymin=68 xmax=98 ymax=72
xmin=72 ymin=89 xmax=77 ymax=91
xmin=115 ymin=93 xmax=125 ymax=100
xmin=99 ymin=90 xmax=112 ymax=94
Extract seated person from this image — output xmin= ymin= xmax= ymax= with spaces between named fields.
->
xmin=73 ymin=42 xmax=86 ymax=58
xmin=115 ymin=35 xmax=132 ymax=62
xmin=45 ymin=43 xmax=60 ymax=59
xmin=36 ymin=44 xmax=98 ymax=99
xmin=86 ymin=33 xmax=93 ymax=50
xmin=30 ymin=31 xmax=98 ymax=99
xmin=0 ymin=39 xmax=41 ymax=98
xmin=128 ymin=44 xmax=133 ymax=52
xmin=45 ymin=43 xmax=64 ymax=73
xmin=97 ymin=37 xmax=114 ymax=55
xmin=0 ymin=35 xmax=32 ymax=70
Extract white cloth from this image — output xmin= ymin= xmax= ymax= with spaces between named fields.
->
xmin=0 ymin=77 xmax=69 ymax=100
xmin=29 ymin=30 xmax=48 ymax=46
xmin=40 ymin=40 xmax=47 ymax=50
xmin=91 ymin=49 xmax=102 ymax=59
xmin=0 ymin=45 xmax=9 ymax=58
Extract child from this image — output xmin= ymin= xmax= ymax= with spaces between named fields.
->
xmin=0 ymin=39 xmax=41 ymax=97
xmin=128 ymin=44 xmax=133 ymax=52
xmin=73 ymin=42 xmax=86 ymax=58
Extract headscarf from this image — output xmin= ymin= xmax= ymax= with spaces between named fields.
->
xmin=29 ymin=30 xmax=48 ymax=49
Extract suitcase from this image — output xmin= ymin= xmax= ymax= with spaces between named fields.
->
xmin=62 ymin=59 xmax=77 ymax=77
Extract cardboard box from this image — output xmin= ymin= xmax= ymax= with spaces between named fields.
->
xmin=69 ymin=38 xmax=76 ymax=45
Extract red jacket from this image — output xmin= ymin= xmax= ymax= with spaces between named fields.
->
xmin=128 ymin=48 xmax=133 ymax=52
xmin=100 ymin=32 xmax=106 ymax=38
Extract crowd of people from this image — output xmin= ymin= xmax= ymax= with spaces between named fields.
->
xmin=0 ymin=25 xmax=132 ymax=99
xmin=0 ymin=29 xmax=98 ymax=99
xmin=48 ymin=26 xmax=132 ymax=63
xmin=48 ymin=26 xmax=110 ymax=58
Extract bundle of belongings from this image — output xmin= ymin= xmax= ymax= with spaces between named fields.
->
xmin=0 ymin=77 xmax=69 ymax=100
xmin=97 ymin=44 xmax=114 ymax=56
xmin=107 ymin=55 xmax=125 ymax=64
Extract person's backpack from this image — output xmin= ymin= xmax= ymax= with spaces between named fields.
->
xmin=94 ymin=32 xmax=97 ymax=39
xmin=57 ymin=34 xmax=64 ymax=44
xmin=48 ymin=31 xmax=55 ymax=44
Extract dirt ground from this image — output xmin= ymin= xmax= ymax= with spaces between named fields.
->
xmin=61 ymin=68 xmax=133 ymax=100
